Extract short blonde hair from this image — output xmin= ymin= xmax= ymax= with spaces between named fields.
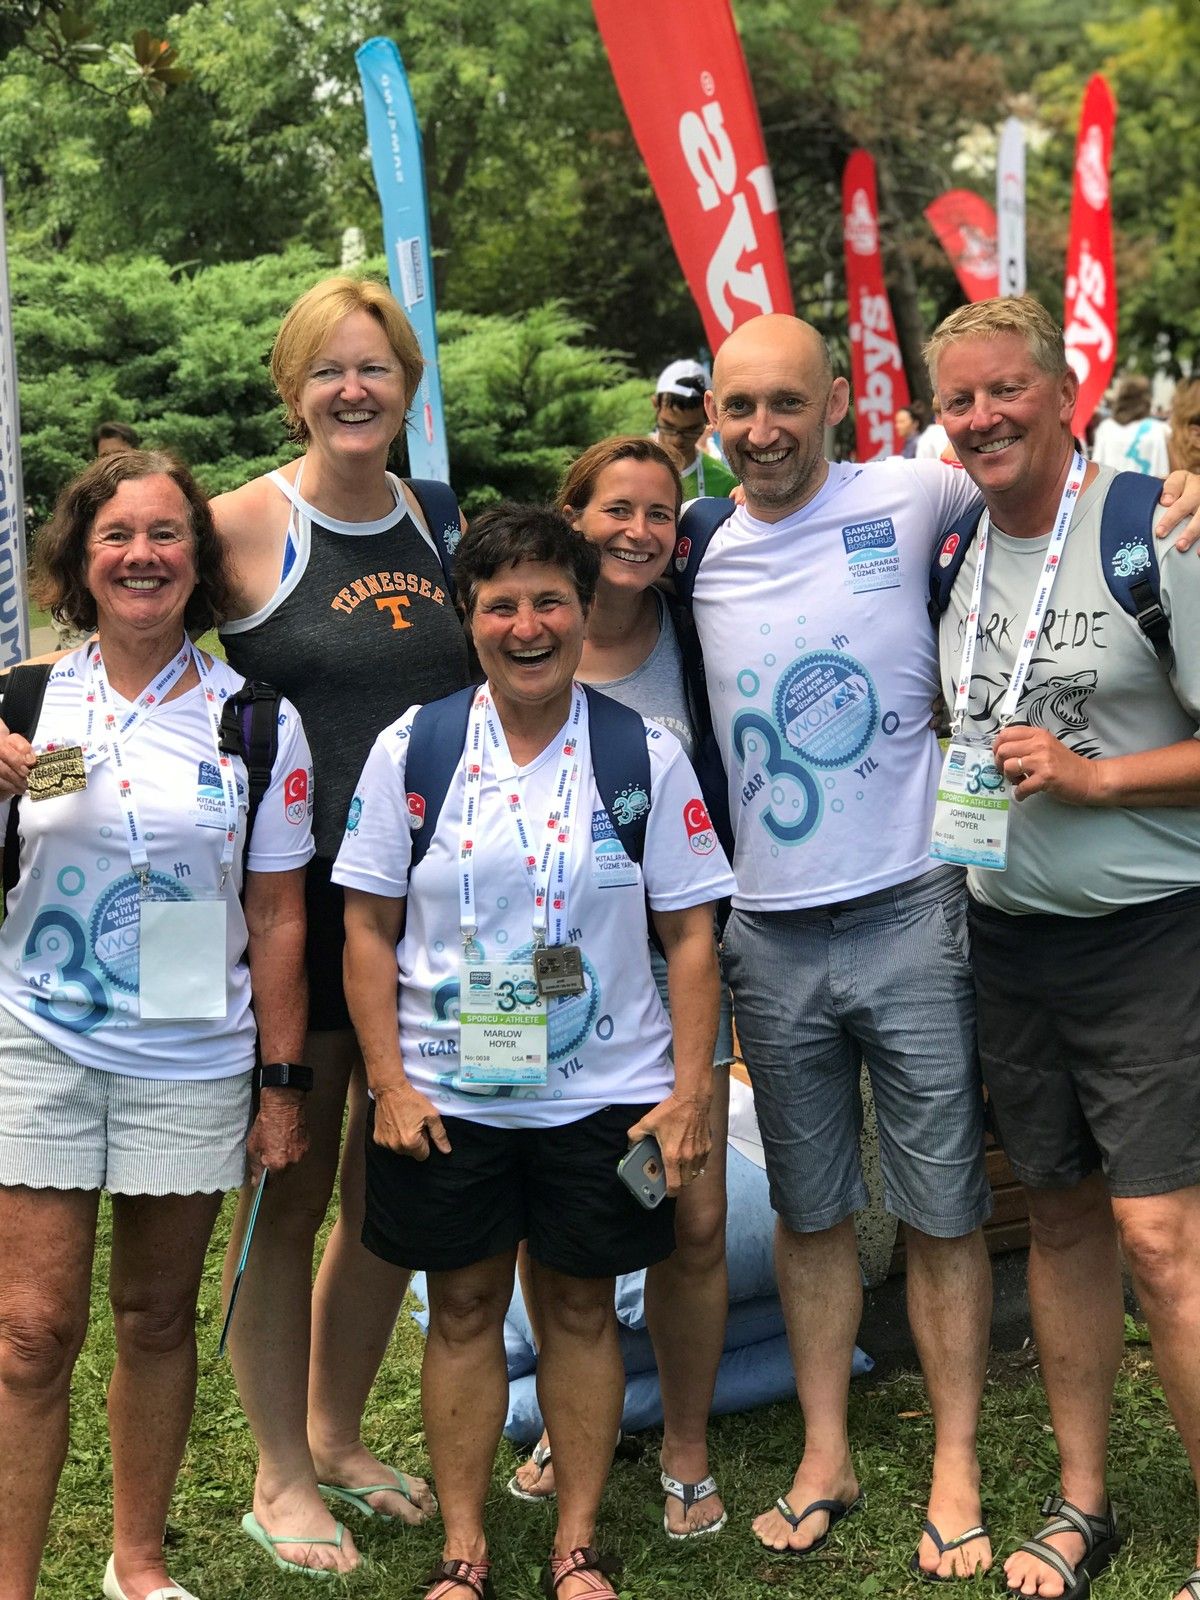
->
xmin=270 ymin=276 xmax=425 ymax=442
xmin=924 ymin=295 xmax=1069 ymax=388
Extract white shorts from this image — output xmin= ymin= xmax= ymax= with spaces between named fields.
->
xmin=0 ymin=1006 xmax=251 ymax=1195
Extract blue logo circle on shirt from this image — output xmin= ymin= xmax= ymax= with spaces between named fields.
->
xmin=89 ymin=870 xmax=191 ymax=993
xmin=773 ymin=651 xmax=879 ymax=770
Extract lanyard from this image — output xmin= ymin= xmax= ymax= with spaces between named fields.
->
xmin=84 ymin=640 xmax=240 ymax=890
xmin=695 ymin=451 xmax=706 ymax=498
xmin=458 ymin=685 xmax=585 ymax=956
xmin=950 ymin=450 xmax=1086 ymax=735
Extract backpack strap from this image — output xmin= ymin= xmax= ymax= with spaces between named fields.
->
xmin=928 ymin=501 xmax=986 ymax=623
xmin=581 ymin=685 xmax=652 ymax=868
xmin=673 ymin=497 xmax=736 ymax=606
xmin=1098 ymin=471 xmax=1171 ymax=669
xmin=406 ymin=685 xmax=476 ymax=873
xmin=218 ymin=680 xmax=282 ymax=855
xmin=1 ymin=663 xmax=54 ymax=902
xmin=404 ymin=478 xmax=463 ymax=602
xmin=659 ymin=592 xmax=733 ymax=860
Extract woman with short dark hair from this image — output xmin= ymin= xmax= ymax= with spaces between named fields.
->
xmin=335 ymin=503 xmax=735 ymax=1600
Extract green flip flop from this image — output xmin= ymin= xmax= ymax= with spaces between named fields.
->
xmin=319 ymin=1468 xmax=436 ymax=1521
xmin=240 ymin=1511 xmax=346 ymax=1578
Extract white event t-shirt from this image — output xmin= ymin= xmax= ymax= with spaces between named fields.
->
xmin=332 ymin=695 xmax=736 ymax=1129
xmin=690 ymin=458 xmax=979 ymax=908
xmin=0 ymin=649 xmax=315 ymax=1078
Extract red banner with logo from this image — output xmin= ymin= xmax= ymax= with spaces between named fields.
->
xmin=1063 ymin=74 xmax=1117 ymax=430
xmin=842 ymin=150 xmax=910 ymax=461
xmin=924 ymin=189 xmax=999 ymax=302
xmin=592 ymin=0 xmax=793 ymax=352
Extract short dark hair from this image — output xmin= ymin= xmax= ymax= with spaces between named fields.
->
xmin=454 ymin=503 xmax=601 ymax=618
xmin=30 ymin=450 xmax=234 ymax=635
xmin=92 ymin=420 xmax=140 ymax=451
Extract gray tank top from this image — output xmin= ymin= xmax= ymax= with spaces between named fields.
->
xmin=585 ymin=593 xmax=696 ymax=760
xmin=220 ymin=476 xmax=470 ymax=856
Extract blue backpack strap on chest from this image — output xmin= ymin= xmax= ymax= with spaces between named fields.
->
xmin=404 ymin=478 xmax=462 ymax=601
xmin=660 ymin=591 xmax=733 ymax=860
xmin=217 ymin=679 xmax=282 ymax=858
xmin=406 ymin=685 xmax=653 ymax=873
xmin=927 ymin=472 xmax=1170 ymax=668
xmin=1097 ymin=470 xmax=1171 ymax=668
xmin=673 ymin=497 xmax=736 ymax=607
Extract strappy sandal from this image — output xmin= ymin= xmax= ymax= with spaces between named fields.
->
xmin=507 ymin=1439 xmax=554 ymax=1502
xmin=660 ymin=1469 xmax=727 ymax=1540
xmin=540 ymin=1545 xmax=622 ymax=1599
xmin=909 ymin=1518 xmax=990 ymax=1582
xmin=1177 ymin=1571 xmax=1200 ymax=1600
xmin=1006 ymin=1494 xmax=1121 ymax=1599
xmin=420 ymin=1557 xmax=494 ymax=1600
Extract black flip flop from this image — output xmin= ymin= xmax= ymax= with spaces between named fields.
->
xmin=764 ymin=1491 xmax=864 ymax=1557
xmin=909 ymin=1517 xmax=990 ymax=1583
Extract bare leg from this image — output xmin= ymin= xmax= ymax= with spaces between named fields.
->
xmin=0 ymin=1186 xmax=97 ymax=1600
xmin=644 ymin=1069 xmax=730 ymax=1534
xmin=422 ymin=1252 xmax=516 ymax=1595
xmin=1004 ymin=1174 xmax=1122 ymax=1599
xmin=223 ymin=1032 xmax=358 ymax=1573
xmin=107 ymin=1191 xmax=223 ymax=1600
xmin=510 ymin=1243 xmax=556 ymax=1498
xmin=530 ymin=1261 xmax=624 ymax=1600
xmin=905 ymin=1225 xmax=993 ymax=1578
xmin=751 ymin=1216 xmax=862 ymax=1553
xmin=307 ymin=1041 xmax=433 ymax=1522
xmin=1111 ymin=1186 xmax=1200 ymax=1600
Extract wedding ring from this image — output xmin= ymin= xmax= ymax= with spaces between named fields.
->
xmin=1017 ymin=757 xmax=1026 ymax=778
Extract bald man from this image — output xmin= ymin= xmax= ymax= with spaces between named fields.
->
xmin=689 ymin=318 xmax=1200 ymax=1576
xmin=684 ymin=314 xmax=994 ymax=1578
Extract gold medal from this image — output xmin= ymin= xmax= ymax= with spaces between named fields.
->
xmin=28 ymin=746 xmax=88 ymax=802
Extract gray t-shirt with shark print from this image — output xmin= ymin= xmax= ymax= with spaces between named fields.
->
xmin=938 ymin=466 xmax=1200 ymax=916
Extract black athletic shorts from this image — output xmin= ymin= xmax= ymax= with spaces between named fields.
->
xmin=304 ymin=856 xmax=351 ymax=1033
xmin=968 ymin=887 xmax=1200 ymax=1197
xmin=362 ymin=1102 xmax=678 ymax=1277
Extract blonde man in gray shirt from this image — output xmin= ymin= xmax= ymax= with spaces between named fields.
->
xmin=929 ymin=294 xmax=1200 ymax=1600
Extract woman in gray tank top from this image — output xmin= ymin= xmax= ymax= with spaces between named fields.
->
xmin=508 ymin=437 xmax=735 ymax=1541
xmin=211 ymin=278 xmax=467 ymax=1575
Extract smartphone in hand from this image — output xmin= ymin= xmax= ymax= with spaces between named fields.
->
xmin=617 ymin=1134 xmax=668 ymax=1209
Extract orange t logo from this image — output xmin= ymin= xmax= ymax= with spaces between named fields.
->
xmin=375 ymin=595 xmax=413 ymax=631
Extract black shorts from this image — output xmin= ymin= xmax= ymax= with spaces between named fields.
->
xmin=304 ymin=857 xmax=351 ymax=1033
xmin=362 ymin=1102 xmax=678 ymax=1277
xmin=969 ymin=887 xmax=1200 ymax=1197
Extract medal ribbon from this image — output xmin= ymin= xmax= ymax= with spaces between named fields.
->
xmin=84 ymin=640 xmax=240 ymax=889
xmin=950 ymin=450 xmax=1086 ymax=736
xmin=458 ymin=684 xmax=585 ymax=955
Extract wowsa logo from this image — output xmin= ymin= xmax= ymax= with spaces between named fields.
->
xmin=679 ymin=90 xmax=780 ymax=333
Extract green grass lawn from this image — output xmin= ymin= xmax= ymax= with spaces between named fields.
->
xmin=36 ymin=1200 xmax=1196 ymax=1599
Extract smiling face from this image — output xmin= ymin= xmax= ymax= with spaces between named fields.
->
xmin=467 ymin=559 xmax=588 ymax=723
xmin=86 ymin=475 xmax=197 ymax=641
xmin=297 ymin=309 xmax=410 ymax=463
xmin=708 ymin=315 xmax=849 ymax=522
xmin=934 ymin=331 xmax=1077 ymax=513
xmin=566 ymin=458 xmax=677 ymax=597
xmin=653 ymin=398 xmax=707 ymax=473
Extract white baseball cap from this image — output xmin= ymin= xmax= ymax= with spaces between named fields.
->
xmin=655 ymin=359 xmax=710 ymax=403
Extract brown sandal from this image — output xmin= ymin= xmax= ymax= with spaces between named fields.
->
xmin=540 ymin=1546 xmax=622 ymax=1599
xmin=421 ymin=1557 xmax=494 ymax=1600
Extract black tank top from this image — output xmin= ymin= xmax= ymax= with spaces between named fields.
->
xmin=220 ymin=486 xmax=470 ymax=857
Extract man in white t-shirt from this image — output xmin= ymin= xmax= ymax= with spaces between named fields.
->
xmin=686 ymin=312 xmax=993 ymax=1580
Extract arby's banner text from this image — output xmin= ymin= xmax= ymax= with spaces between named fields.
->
xmin=924 ymin=189 xmax=999 ymax=302
xmin=593 ymin=0 xmax=793 ymax=351
xmin=1063 ymin=74 xmax=1117 ymax=431
xmin=842 ymin=150 xmax=909 ymax=461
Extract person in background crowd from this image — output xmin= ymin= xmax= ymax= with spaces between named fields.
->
xmin=929 ymin=294 xmax=1200 ymax=1600
xmin=508 ymin=437 xmax=734 ymax=1539
xmin=652 ymin=360 xmax=739 ymax=500
xmin=0 ymin=450 xmax=313 ymax=1600
xmin=1169 ymin=379 xmax=1200 ymax=475
xmin=893 ymin=402 xmax=926 ymax=459
xmin=1091 ymin=373 xmax=1171 ymax=476
xmin=93 ymin=421 xmax=141 ymax=458
xmin=916 ymin=398 xmax=953 ymax=461
xmin=335 ymin=503 xmax=736 ymax=1600
xmin=212 ymin=275 xmax=470 ymax=1574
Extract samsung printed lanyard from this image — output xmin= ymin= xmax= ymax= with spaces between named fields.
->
xmin=949 ymin=450 xmax=1086 ymax=736
xmin=458 ymin=684 xmax=585 ymax=959
xmin=84 ymin=640 xmax=240 ymax=891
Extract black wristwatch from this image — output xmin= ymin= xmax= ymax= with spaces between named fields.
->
xmin=254 ymin=1061 xmax=314 ymax=1092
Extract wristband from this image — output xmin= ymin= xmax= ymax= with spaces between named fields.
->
xmin=254 ymin=1061 xmax=314 ymax=1092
